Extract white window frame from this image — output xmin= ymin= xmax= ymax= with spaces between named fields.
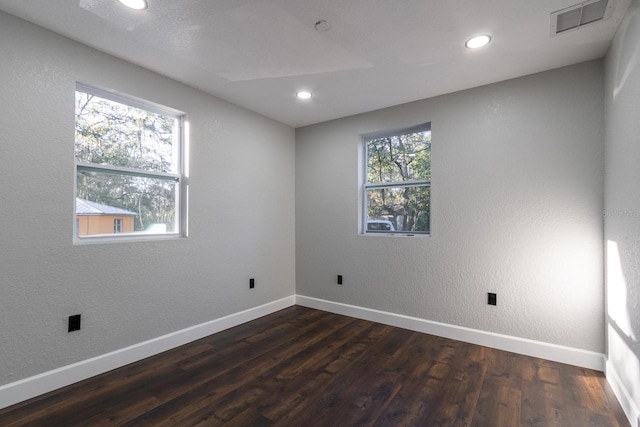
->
xmin=113 ymin=218 xmax=123 ymax=233
xmin=74 ymin=83 xmax=188 ymax=244
xmin=362 ymin=123 xmax=431 ymax=236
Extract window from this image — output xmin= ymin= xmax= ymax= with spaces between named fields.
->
xmin=74 ymin=84 xmax=186 ymax=241
xmin=363 ymin=124 xmax=431 ymax=235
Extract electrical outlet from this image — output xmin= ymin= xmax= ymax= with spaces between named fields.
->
xmin=250 ymin=278 xmax=255 ymax=289
xmin=337 ymin=275 xmax=343 ymax=285
xmin=488 ymin=293 xmax=497 ymax=306
xmin=68 ymin=314 xmax=81 ymax=332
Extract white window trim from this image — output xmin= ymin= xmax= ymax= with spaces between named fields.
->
xmin=73 ymin=84 xmax=188 ymax=244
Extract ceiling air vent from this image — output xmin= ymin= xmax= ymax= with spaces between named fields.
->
xmin=550 ymin=0 xmax=612 ymax=35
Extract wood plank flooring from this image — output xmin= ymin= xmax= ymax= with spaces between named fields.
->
xmin=0 ymin=306 xmax=629 ymax=426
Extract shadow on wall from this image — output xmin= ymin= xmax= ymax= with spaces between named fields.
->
xmin=606 ymin=236 xmax=640 ymax=382
xmin=605 ymin=2 xmax=640 ymax=420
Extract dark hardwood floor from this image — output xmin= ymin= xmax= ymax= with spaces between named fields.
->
xmin=0 ymin=306 xmax=629 ymax=426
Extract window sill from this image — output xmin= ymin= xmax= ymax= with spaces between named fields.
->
xmin=361 ymin=232 xmax=430 ymax=238
xmin=73 ymin=233 xmax=185 ymax=245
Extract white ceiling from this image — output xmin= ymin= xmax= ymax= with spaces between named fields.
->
xmin=0 ymin=0 xmax=631 ymax=127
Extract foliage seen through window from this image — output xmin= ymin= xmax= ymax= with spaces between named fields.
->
xmin=75 ymin=87 xmax=183 ymax=238
xmin=365 ymin=125 xmax=431 ymax=234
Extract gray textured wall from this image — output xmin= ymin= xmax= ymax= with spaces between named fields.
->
xmin=0 ymin=12 xmax=296 ymax=386
xmin=296 ymin=60 xmax=605 ymax=353
xmin=605 ymin=0 xmax=640 ymax=415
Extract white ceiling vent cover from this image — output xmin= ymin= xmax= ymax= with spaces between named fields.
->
xmin=551 ymin=0 xmax=612 ymax=35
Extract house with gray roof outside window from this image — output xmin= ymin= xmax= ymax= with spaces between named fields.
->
xmin=75 ymin=199 xmax=137 ymax=236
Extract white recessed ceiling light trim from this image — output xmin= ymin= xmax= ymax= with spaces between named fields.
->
xmin=465 ymin=35 xmax=491 ymax=49
xmin=118 ymin=0 xmax=148 ymax=10
xmin=296 ymin=91 xmax=312 ymax=100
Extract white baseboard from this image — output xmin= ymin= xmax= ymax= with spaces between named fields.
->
xmin=0 ymin=295 xmax=612 ymax=415
xmin=295 ymin=295 xmax=606 ymax=371
xmin=0 ymin=295 xmax=296 ymax=411
xmin=606 ymin=360 xmax=640 ymax=427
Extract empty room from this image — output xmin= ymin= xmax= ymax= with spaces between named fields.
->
xmin=0 ymin=0 xmax=639 ymax=425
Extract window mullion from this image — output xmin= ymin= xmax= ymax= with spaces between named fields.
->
xmin=365 ymin=180 xmax=431 ymax=190
xmin=76 ymin=162 xmax=179 ymax=182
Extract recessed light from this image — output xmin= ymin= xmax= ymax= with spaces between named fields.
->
xmin=118 ymin=0 xmax=148 ymax=10
xmin=296 ymin=91 xmax=312 ymax=100
xmin=465 ymin=35 xmax=491 ymax=49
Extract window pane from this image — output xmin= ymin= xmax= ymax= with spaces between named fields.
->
xmin=367 ymin=186 xmax=430 ymax=234
xmin=75 ymin=91 xmax=178 ymax=173
xmin=366 ymin=129 xmax=431 ymax=183
xmin=76 ymin=170 xmax=177 ymax=236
